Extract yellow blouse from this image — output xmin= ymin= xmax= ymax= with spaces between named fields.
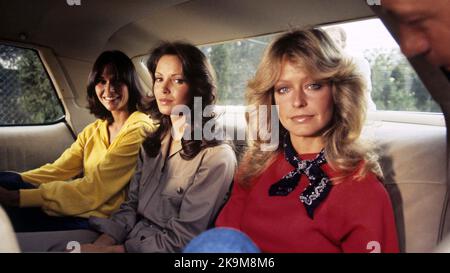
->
xmin=20 ymin=111 xmax=157 ymax=218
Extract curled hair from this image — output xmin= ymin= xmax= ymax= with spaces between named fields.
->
xmin=86 ymin=50 xmax=148 ymax=123
xmin=240 ymin=28 xmax=381 ymax=187
xmin=142 ymin=41 xmax=219 ymax=159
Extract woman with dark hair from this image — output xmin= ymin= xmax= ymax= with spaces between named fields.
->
xmin=142 ymin=41 xmax=219 ymax=159
xmin=16 ymin=42 xmax=236 ymax=252
xmin=0 ymin=50 xmax=156 ymax=232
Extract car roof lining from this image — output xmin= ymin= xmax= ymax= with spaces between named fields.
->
xmin=0 ymin=0 xmax=374 ymax=61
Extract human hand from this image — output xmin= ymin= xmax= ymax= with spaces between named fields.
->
xmin=93 ymin=233 xmax=116 ymax=246
xmin=79 ymin=243 xmax=110 ymax=253
xmin=0 ymin=187 xmax=19 ymax=207
xmin=74 ymin=243 xmax=125 ymax=253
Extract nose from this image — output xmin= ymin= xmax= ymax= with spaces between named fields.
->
xmin=292 ymin=89 xmax=307 ymax=108
xmin=103 ymin=81 xmax=115 ymax=94
xmin=398 ymin=25 xmax=431 ymax=59
xmin=159 ymin=79 xmax=171 ymax=94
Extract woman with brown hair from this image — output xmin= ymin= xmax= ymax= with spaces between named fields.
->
xmin=17 ymin=41 xmax=236 ymax=252
xmin=0 ymin=50 xmax=156 ymax=232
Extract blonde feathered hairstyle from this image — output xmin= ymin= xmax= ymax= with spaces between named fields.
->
xmin=239 ymin=28 xmax=382 ymax=187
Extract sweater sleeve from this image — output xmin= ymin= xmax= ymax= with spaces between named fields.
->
xmin=125 ymin=146 xmax=237 ymax=253
xmin=19 ymin=123 xmax=151 ymax=216
xmin=19 ymin=122 xmax=95 ymax=185
xmin=88 ymin=148 xmax=145 ymax=243
xmin=337 ymin=176 xmax=400 ymax=253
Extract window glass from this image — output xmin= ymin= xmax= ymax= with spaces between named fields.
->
xmin=199 ymin=34 xmax=277 ymax=105
xmin=322 ymin=19 xmax=440 ymax=112
xmin=0 ymin=44 xmax=64 ymax=125
xmin=199 ymin=19 xmax=440 ymax=113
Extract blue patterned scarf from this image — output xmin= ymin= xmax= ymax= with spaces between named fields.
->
xmin=269 ymin=134 xmax=332 ymax=219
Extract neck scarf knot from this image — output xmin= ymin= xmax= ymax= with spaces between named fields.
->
xmin=268 ymin=134 xmax=332 ymax=219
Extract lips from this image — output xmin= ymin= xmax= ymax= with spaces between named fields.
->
xmin=103 ymin=95 xmax=120 ymax=102
xmin=159 ymin=98 xmax=174 ymax=105
xmin=291 ymin=115 xmax=314 ymax=123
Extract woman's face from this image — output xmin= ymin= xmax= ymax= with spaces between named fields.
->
xmin=274 ymin=57 xmax=334 ymax=140
xmin=153 ymin=54 xmax=190 ymax=116
xmin=95 ymin=63 xmax=130 ymax=114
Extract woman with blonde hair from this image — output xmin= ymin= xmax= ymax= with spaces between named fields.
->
xmin=185 ymin=28 xmax=399 ymax=253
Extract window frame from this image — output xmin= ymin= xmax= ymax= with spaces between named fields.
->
xmin=0 ymin=42 xmax=66 ymax=127
xmin=193 ymin=18 xmax=444 ymax=126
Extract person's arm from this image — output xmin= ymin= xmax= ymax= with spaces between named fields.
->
xmin=125 ymin=145 xmax=237 ymax=253
xmin=78 ymin=233 xmax=125 ymax=253
xmin=1 ymin=122 xmax=93 ymax=207
xmin=0 ymin=187 xmax=19 ymax=207
xmin=78 ymin=243 xmax=125 ymax=253
xmin=93 ymin=233 xmax=116 ymax=246
xmin=19 ymin=123 xmax=152 ymax=216
xmin=339 ymin=177 xmax=400 ymax=253
xmin=88 ymin=148 xmax=144 ymax=243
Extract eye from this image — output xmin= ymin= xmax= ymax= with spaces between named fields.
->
xmin=275 ymin=86 xmax=290 ymax=94
xmin=154 ymin=77 xmax=163 ymax=83
xmin=305 ymin=83 xmax=323 ymax=91
xmin=96 ymin=78 xmax=106 ymax=85
xmin=173 ymin=78 xmax=186 ymax=84
xmin=112 ymin=80 xmax=125 ymax=89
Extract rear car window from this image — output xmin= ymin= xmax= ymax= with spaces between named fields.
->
xmin=198 ymin=18 xmax=441 ymax=113
xmin=0 ymin=44 xmax=64 ymax=125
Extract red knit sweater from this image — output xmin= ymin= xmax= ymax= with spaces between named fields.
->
xmin=216 ymin=152 xmax=399 ymax=253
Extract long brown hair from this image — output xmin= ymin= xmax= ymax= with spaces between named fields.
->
xmin=142 ymin=41 xmax=220 ymax=159
xmin=87 ymin=50 xmax=147 ymax=123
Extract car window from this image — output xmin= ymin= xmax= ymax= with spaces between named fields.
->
xmin=322 ymin=19 xmax=440 ymax=113
xmin=0 ymin=44 xmax=64 ymax=125
xmin=198 ymin=34 xmax=277 ymax=106
xmin=198 ymin=18 xmax=440 ymax=113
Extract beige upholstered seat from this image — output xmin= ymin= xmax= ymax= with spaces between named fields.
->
xmin=230 ymin=112 xmax=448 ymax=252
xmin=364 ymin=121 xmax=447 ymax=252
xmin=0 ymin=122 xmax=74 ymax=172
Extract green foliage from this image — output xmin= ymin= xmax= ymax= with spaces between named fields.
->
xmin=0 ymin=45 xmax=64 ymax=125
xmin=201 ymin=39 xmax=440 ymax=113
xmin=16 ymin=50 xmax=64 ymax=123
xmin=200 ymin=35 xmax=274 ymax=105
xmin=208 ymin=44 xmax=233 ymax=103
xmin=365 ymin=48 xmax=440 ymax=112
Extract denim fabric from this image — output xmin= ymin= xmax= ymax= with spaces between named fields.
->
xmin=0 ymin=171 xmax=89 ymax=232
xmin=183 ymin=227 xmax=261 ymax=253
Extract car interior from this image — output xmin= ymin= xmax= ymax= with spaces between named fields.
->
xmin=1 ymin=0 xmax=450 ymax=253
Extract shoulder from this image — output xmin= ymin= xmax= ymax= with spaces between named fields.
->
xmin=204 ymin=143 xmax=236 ymax=159
xmin=127 ymin=111 xmax=152 ymax=125
xmin=236 ymin=151 xmax=284 ymax=180
xmin=336 ymin=171 xmax=386 ymax=194
xmin=201 ymin=143 xmax=237 ymax=167
xmin=78 ymin=118 xmax=105 ymax=137
xmin=331 ymin=172 xmax=392 ymax=210
xmin=85 ymin=118 xmax=105 ymax=130
xmin=126 ymin=111 xmax=156 ymax=128
xmin=123 ymin=112 xmax=158 ymax=135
